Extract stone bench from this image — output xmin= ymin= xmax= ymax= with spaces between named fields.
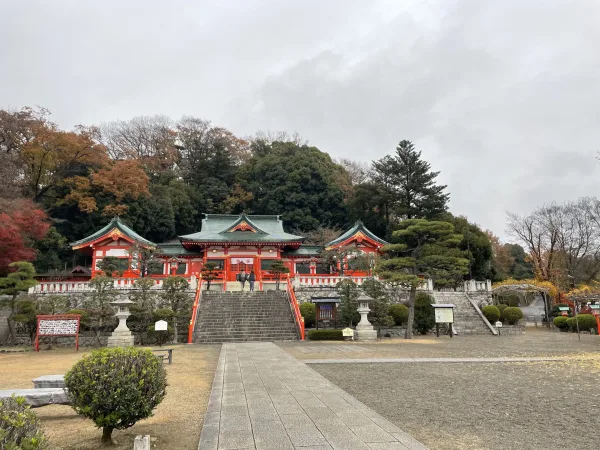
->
xmin=32 ymin=375 xmax=65 ymax=389
xmin=0 ymin=388 xmax=70 ymax=408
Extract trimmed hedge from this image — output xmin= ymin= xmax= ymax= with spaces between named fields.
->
xmin=307 ymin=329 xmax=344 ymax=340
xmin=389 ymin=304 xmax=409 ymax=325
xmin=553 ymin=316 xmax=569 ymax=331
xmin=482 ymin=305 xmax=500 ymax=323
xmin=300 ymin=302 xmax=316 ymax=328
xmin=502 ymin=307 xmax=523 ymax=325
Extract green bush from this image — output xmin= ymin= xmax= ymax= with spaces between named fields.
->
xmin=553 ymin=316 xmax=569 ymax=331
xmin=146 ymin=323 xmax=174 ymax=346
xmin=496 ymin=304 xmax=508 ymax=316
xmin=389 ymin=304 xmax=409 ymax=325
xmin=482 ymin=305 xmax=500 ymax=323
xmin=502 ymin=307 xmax=524 ymax=325
xmin=307 ymin=330 xmax=344 ymax=340
xmin=567 ymin=314 xmax=597 ymax=332
xmin=0 ymin=395 xmax=48 ymax=449
xmin=300 ymin=302 xmax=316 ymax=328
xmin=66 ymin=309 xmax=91 ymax=330
xmin=414 ymin=292 xmax=435 ymax=335
xmin=65 ymin=347 xmax=167 ymax=445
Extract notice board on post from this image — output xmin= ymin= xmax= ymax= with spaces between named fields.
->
xmin=36 ymin=314 xmax=81 ymax=351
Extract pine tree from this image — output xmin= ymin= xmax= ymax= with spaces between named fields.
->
xmin=394 ymin=140 xmax=449 ymax=219
xmin=375 ymin=219 xmax=469 ymax=338
xmin=371 ymin=140 xmax=449 ymax=229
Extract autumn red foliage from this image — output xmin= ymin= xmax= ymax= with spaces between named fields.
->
xmin=0 ymin=200 xmax=49 ymax=275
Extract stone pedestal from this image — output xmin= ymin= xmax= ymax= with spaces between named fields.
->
xmin=107 ymin=299 xmax=135 ymax=347
xmin=356 ymin=293 xmax=377 ymax=341
xmin=107 ymin=330 xmax=134 ymax=347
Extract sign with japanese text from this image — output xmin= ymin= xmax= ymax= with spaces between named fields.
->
xmin=36 ymin=314 xmax=81 ymax=352
xmin=434 ymin=308 xmax=454 ymax=323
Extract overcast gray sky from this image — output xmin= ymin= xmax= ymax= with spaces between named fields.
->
xmin=2 ymin=0 xmax=599 ymax=241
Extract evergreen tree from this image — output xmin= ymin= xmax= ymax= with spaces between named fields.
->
xmin=0 ymin=262 xmax=38 ymax=344
xmin=370 ymin=140 xmax=449 ymax=235
xmin=337 ymin=279 xmax=360 ymax=327
xmin=160 ymin=276 xmax=190 ymax=343
xmin=375 ymin=219 xmax=469 ymax=339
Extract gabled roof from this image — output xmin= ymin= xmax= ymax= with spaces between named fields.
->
xmin=70 ymin=217 xmax=156 ymax=249
xmin=179 ymin=214 xmax=304 ymax=245
xmin=156 ymin=240 xmax=202 ymax=257
xmin=325 ymin=220 xmax=387 ymax=249
xmin=282 ymin=245 xmax=322 ymax=257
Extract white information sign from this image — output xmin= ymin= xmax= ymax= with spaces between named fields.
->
xmin=434 ymin=308 xmax=454 ymax=324
xmin=38 ymin=319 xmax=79 ymax=335
xmin=342 ymin=327 xmax=354 ymax=337
xmin=154 ymin=320 xmax=168 ymax=331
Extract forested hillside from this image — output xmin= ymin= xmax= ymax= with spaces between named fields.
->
xmin=0 ymin=107 xmax=530 ymax=280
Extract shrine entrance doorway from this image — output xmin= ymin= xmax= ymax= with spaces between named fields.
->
xmin=228 ymin=257 xmax=255 ymax=282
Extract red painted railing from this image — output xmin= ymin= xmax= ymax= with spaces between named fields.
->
xmin=286 ymin=275 xmax=305 ymax=340
xmin=187 ymin=274 xmax=202 ymax=344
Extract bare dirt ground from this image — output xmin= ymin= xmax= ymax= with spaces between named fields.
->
xmin=289 ymin=330 xmax=600 ymax=450
xmin=0 ymin=344 xmax=220 ymax=450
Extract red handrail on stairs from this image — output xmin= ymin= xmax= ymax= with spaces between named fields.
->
xmin=187 ymin=273 xmax=202 ymax=344
xmin=286 ymin=275 xmax=305 ymax=340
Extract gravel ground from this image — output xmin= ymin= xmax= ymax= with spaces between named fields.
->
xmin=1 ymin=344 xmax=220 ymax=449
xmin=306 ymin=331 xmax=600 ymax=450
xmin=280 ymin=328 xmax=600 ymax=360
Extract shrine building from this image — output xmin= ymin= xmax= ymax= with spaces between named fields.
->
xmin=34 ymin=214 xmax=387 ymax=293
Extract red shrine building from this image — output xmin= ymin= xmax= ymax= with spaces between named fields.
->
xmin=32 ymin=214 xmax=387 ymax=293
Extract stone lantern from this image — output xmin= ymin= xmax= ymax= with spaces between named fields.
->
xmin=107 ymin=298 xmax=135 ymax=347
xmin=356 ymin=292 xmax=377 ymax=341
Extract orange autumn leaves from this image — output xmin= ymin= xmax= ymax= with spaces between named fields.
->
xmin=65 ymin=159 xmax=150 ymax=216
xmin=18 ymin=120 xmax=149 ymax=216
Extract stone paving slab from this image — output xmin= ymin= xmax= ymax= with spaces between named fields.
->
xmin=198 ymin=342 xmax=428 ymax=450
xmin=302 ymin=356 xmax=562 ymax=364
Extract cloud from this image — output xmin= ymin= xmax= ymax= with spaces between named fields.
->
xmin=1 ymin=0 xmax=599 ymax=241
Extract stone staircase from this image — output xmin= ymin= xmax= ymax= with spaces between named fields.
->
xmin=193 ymin=291 xmax=299 ymax=343
xmin=432 ymin=291 xmax=496 ymax=335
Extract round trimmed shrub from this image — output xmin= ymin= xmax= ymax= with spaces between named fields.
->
xmin=65 ymin=347 xmax=167 ymax=445
xmin=502 ymin=307 xmax=524 ymax=325
xmin=497 ymin=304 xmax=508 ymax=316
xmin=553 ymin=316 xmax=569 ymax=331
xmin=566 ymin=317 xmax=576 ymax=331
xmin=482 ymin=305 xmax=500 ymax=323
xmin=389 ymin=304 xmax=409 ymax=326
xmin=300 ymin=302 xmax=316 ymax=328
xmin=568 ymin=314 xmax=597 ymax=332
xmin=0 ymin=395 xmax=48 ymax=449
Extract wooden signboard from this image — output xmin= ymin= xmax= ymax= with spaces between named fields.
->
xmin=36 ymin=314 xmax=81 ymax=352
xmin=434 ymin=308 xmax=454 ymax=324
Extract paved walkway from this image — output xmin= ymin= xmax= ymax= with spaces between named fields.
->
xmin=198 ymin=342 xmax=428 ymax=450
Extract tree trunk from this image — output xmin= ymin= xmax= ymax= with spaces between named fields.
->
xmin=6 ymin=317 xmax=17 ymax=345
xmin=172 ymin=320 xmax=178 ymax=344
xmin=101 ymin=426 xmax=115 ymax=445
xmin=405 ymin=286 xmax=416 ymax=339
xmin=6 ymin=295 xmax=18 ymax=344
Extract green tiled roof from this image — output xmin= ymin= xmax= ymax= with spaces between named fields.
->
xmin=325 ymin=220 xmax=387 ymax=247
xmin=156 ymin=241 xmax=202 ymax=256
xmin=70 ymin=217 xmax=156 ymax=248
xmin=282 ymin=246 xmax=322 ymax=257
xmin=179 ymin=214 xmax=304 ymax=244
